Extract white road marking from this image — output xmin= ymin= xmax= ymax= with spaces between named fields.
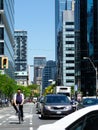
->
xmin=30 ymin=127 xmax=33 ymax=130
xmin=0 ymin=115 xmax=5 ymax=119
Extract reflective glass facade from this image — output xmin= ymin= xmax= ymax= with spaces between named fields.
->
xmin=75 ymin=0 xmax=98 ymax=96
xmin=0 ymin=0 xmax=15 ymax=78
xmin=42 ymin=60 xmax=56 ymax=93
xmin=34 ymin=57 xmax=46 ymax=85
xmin=87 ymin=0 xmax=93 ymax=56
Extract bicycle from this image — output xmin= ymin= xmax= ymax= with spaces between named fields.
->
xmin=16 ymin=104 xmax=22 ymax=124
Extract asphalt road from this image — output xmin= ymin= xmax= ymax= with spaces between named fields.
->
xmin=0 ymin=103 xmax=57 ymax=130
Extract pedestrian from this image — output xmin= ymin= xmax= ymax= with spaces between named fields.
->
xmin=13 ymin=88 xmax=24 ymax=121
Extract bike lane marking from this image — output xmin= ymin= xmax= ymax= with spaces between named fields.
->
xmin=29 ymin=106 xmax=33 ymax=130
xmin=30 ymin=127 xmax=33 ymax=130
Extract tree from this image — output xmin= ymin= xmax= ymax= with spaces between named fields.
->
xmin=16 ymin=85 xmax=31 ymax=98
xmin=28 ymin=84 xmax=40 ymax=97
xmin=0 ymin=74 xmax=17 ymax=99
xmin=44 ymin=84 xmax=55 ymax=95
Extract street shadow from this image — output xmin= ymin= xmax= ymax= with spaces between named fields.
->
xmin=9 ymin=121 xmax=23 ymax=124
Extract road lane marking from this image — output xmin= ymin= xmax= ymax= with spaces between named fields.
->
xmin=30 ymin=127 xmax=33 ymax=130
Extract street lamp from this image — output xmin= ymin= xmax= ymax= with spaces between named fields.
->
xmin=83 ymin=57 xmax=98 ymax=98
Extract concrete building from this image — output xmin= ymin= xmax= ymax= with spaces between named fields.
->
xmin=14 ymin=30 xmax=28 ymax=86
xmin=55 ymin=0 xmax=75 ymax=86
xmin=62 ymin=10 xmax=75 ymax=87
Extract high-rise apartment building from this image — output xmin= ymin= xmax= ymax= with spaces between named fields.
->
xmin=14 ymin=30 xmax=27 ymax=71
xmin=0 ymin=0 xmax=15 ymax=78
xmin=14 ymin=30 xmax=28 ymax=86
xmin=75 ymin=0 xmax=98 ymax=96
xmin=42 ymin=60 xmax=56 ymax=93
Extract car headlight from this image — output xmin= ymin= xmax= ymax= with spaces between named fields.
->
xmin=45 ymin=105 xmax=51 ymax=109
xmin=65 ymin=105 xmax=72 ymax=109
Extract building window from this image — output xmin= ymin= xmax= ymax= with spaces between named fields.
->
xmin=66 ymin=54 xmax=74 ymax=57
xmin=0 ymin=42 xmax=4 ymax=54
xmin=0 ymin=0 xmax=3 ymax=9
xmin=66 ymin=73 xmax=74 ymax=76
xmin=66 ymin=41 xmax=74 ymax=44
xmin=66 ymin=60 xmax=74 ymax=63
xmin=66 ymin=22 xmax=74 ymax=25
xmin=0 ymin=28 xmax=4 ymax=40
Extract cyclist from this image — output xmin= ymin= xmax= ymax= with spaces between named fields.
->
xmin=13 ymin=88 xmax=24 ymax=121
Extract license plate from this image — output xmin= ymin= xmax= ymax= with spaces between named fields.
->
xmin=57 ymin=111 xmax=61 ymax=114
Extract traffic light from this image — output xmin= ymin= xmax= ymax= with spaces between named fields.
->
xmin=1 ymin=56 xmax=8 ymax=69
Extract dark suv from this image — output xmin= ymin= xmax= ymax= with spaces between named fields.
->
xmin=40 ymin=94 xmax=74 ymax=119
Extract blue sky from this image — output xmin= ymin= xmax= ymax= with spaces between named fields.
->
xmin=15 ymin=0 xmax=55 ymax=66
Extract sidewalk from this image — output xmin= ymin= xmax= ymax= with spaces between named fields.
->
xmin=0 ymin=103 xmax=11 ymax=110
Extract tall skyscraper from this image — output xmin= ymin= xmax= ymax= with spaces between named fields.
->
xmin=55 ymin=0 xmax=75 ymax=86
xmin=42 ymin=60 xmax=56 ymax=93
xmin=14 ymin=30 xmax=28 ymax=86
xmin=14 ymin=30 xmax=27 ymax=71
xmin=75 ymin=0 xmax=98 ymax=96
xmin=0 ymin=0 xmax=15 ymax=78
xmin=63 ymin=10 xmax=75 ymax=87
xmin=55 ymin=0 xmax=73 ymax=62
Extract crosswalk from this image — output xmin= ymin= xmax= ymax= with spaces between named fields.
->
xmin=0 ymin=103 xmax=37 ymax=130
xmin=0 ymin=112 xmax=36 ymax=126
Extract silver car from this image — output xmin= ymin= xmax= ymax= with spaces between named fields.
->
xmin=40 ymin=94 xmax=74 ymax=119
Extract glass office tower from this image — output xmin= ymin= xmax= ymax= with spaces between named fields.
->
xmin=0 ymin=0 xmax=15 ymax=78
xmin=75 ymin=0 xmax=98 ymax=96
xmin=34 ymin=57 xmax=46 ymax=85
xmin=42 ymin=60 xmax=56 ymax=93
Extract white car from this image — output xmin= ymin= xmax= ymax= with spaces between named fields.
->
xmin=37 ymin=105 xmax=98 ymax=130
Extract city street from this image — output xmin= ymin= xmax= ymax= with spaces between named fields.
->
xmin=0 ymin=103 xmax=57 ymax=130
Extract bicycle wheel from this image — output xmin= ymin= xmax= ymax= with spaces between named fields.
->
xmin=18 ymin=111 xmax=21 ymax=124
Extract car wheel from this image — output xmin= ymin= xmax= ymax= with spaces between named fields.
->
xmin=39 ymin=113 xmax=45 ymax=119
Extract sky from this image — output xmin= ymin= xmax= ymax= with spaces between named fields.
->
xmin=15 ymin=0 xmax=55 ymax=67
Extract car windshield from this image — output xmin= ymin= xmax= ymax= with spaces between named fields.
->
xmin=45 ymin=95 xmax=70 ymax=103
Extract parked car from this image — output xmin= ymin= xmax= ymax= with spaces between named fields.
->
xmin=36 ymin=96 xmax=44 ymax=113
xmin=39 ymin=94 xmax=74 ymax=119
xmin=77 ymin=97 xmax=98 ymax=110
xmin=37 ymin=104 xmax=98 ymax=130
